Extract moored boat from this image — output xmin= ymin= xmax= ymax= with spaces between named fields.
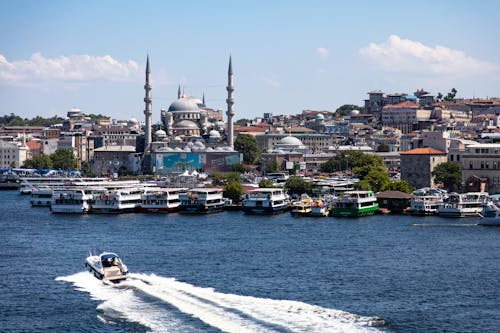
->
xmin=50 ymin=188 xmax=96 ymax=214
xmin=178 ymin=188 xmax=225 ymax=214
xmin=409 ymin=188 xmax=447 ymax=215
xmin=478 ymin=200 xmax=500 ymax=226
xmin=309 ymin=199 xmax=330 ymax=217
xmin=90 ymin=188 xmax=143 ymax=213
xmin=30 ymin=186 xmax=53 ymax=207
xmin=437 ymin=192 xmax=488 ymax=218
xmin=331 ymin=190 xmax=379 ymax=217
xmin=290 ymin=194 xmax=313 ymax=216
xmin=139 ymin=188 xmax=187 ymax=213
xmin=85 ymin=251 xmax=128 ymax=283
xmin=242 ymin=188 xmax=289 ymax=215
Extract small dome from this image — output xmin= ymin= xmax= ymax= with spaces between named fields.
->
xmin=277 ymin=136 xmax=303 ymax=146
xmin=209 ymin=130 xmax=221 ymax=138
xmin=128 ymin=117 xmax=139 ymax=125
xmin=175 ymin=120 xmax=199 ymax=129
xmin=155 ymin=129 xmax=167 ymax=138
xmin=350 ymin=109 xmax=360 ymax=116
xmin=173 ymin=136 xmax=182 ymax=142
xmin=316 ymin=113 xmax=324 ymax=120
xmin=194 ymin=141 xmax=205 ymax=148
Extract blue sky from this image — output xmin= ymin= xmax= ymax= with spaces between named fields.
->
xmin=1 ymin=0 xmax=499 ymax=122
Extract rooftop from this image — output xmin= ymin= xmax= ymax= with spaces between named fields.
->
xmin=400 ymin=147 xmax=447 ymax=155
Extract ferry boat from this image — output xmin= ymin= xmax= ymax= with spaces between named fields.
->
xmin=30 ymin=186 xmax=53 ymax=207
xmin=139 ymin=188 xmax=187 ymax=213
xmin=437 ymin=192 xmax=489 ymax=218
xmin=290 ymin=194 xmax=313 ymax=216
xmin=85 ymin=251 xmax=128 ymax=283
xmin=309 ymin=199 xmax=330 ymax=217
xmin=90 ymin=188 xmax=143 ymax=213
xmin=241 ymin=188 xmax=289 ymax=215
xmin=330 ymin=190 xmax=379 ymax=217
xmin=409 ymin=188 xmax=447 ymax=216
xmin=178 ymin=188 xmax=225 ymax=214
xmin=50 ymin=188 xmax=97 ymax=214
xmin=19 ymin=177 xmax=107 ymax=195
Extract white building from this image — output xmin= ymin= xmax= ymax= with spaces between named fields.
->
xmin=0 ymin=140 xmax=28 ymax=168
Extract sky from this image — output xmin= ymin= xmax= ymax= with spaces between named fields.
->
xmin=1 ymin=0 xmax=500 ymax=123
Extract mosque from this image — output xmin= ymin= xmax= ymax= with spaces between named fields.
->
xmin=141 ymin=56 xmax=240 ymax=175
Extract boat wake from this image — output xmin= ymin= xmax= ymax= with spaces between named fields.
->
xmin=56 ymin=272 xmax=385 ymax=333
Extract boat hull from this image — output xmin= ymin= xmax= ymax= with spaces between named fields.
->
xmin=331 ymin=205 xmax=379 ymax=217
xmin=242 ymin=205 xmax=288 ymax=215
xmin=178 ymin=204 xmax=224 ymax=214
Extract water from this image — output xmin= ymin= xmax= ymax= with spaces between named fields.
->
xmin=1 ymin=190 xmax=500 ymax=332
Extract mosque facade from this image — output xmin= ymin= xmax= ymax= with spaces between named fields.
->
xmin=142 ymin=56 xmax=240 ymax=175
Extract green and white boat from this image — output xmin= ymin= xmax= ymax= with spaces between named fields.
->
xmin=331 ymin=190 xmax=379 ymax=217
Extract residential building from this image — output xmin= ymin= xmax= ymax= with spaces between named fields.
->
xmin=458 ymin=143 xmax=500 ymax=193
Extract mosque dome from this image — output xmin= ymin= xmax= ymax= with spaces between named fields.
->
xmin=277 ymin=136 xmax=303 ymax=146
xmin=350 ymin=109 xmax=360 ymax=116
xmin=154 ymin=129 xmax=167 ymax=138
xmin=168 ymin=97 xmax=201 ymax=112
xmin=128 ymin=117 xmax=139 ymax=125
xmin=175 ymin=120 xmax=199 ymax=129
xmin=209 ymin=130 xmax=221 ymax=138
xmin=316 ymin=113 xmax=325 ymax=120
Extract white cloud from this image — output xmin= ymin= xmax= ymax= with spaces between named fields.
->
xmin=359 ymin=35 xmax=498 ymax=75
xmin=316 ymin=47 xmax=329 ymax=59
xmin=0 ymin=52 xmax=140 ymax=85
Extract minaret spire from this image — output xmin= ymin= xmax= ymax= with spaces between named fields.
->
xmin=202 ymin=92 xmax=206 ymax=106
xmin=177 ymin=84 xmax=181 ymax=99
xmin=226 ymin=55 xmax=235 ymax=150
xmin=144 ymin=54 xmax=152 ymax=151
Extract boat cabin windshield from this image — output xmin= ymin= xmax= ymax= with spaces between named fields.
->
xmin=101 ymin=254 xmax=120 ymax=267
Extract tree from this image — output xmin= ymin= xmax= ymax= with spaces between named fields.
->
xmin=81 ymin=161 xmax=92 ymax=176
xmin=22 ymin=154 xmax=53 ymax=170
xmin=363 ymin=169 xmax=390 ymax=192
xmin=265 ymin=160 xmax=279 ymax=174
xmin=356 ymin=180 xmax=372 ymax=191
xmin=231 ymin=163 xmax=250 ymax=173
xmin=285 ymin=176 xmax=311 ymax=195
xmin=234 ymin=134 xmax=261 ymax=164
xmin=320 ymin=150 xmax=366 ymax=173
xmin=335 ymin=104 xmax=364 ymax=117
xmin=259 ymin=179 xmax=275 ymax=188
xmin=211 ymin=172 xmax=227 ymax=186
xmin=226 ymin=172 xmax=242 ymax=184
xmin=376 ymin=144 xmax=390 ymax=152
xmin=380 ymin=180 xmax=412 ymax=193
xmin=224 ymin=181 xmax=243 ymax=203
xmin=51 ymin=148 xmax=77 ymax=170
xmin=443 ymin=88 xmax=458 ymax=102
xmin=432 ymin=162 xmax=462 ymax=192
xmin=436 ymin=92 xmax=443 ymax=102
xmin=235 ymin=118 xmax=251 ymax=126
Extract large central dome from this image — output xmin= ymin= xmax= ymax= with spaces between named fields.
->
xmin=168 ymin=96 xmax=203 ymax=112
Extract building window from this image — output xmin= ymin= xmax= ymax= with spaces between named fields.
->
xmin=470 ymin=163 xmax=473 ymax=169
xmin=480 ymin=161 xmax=484 ymax=169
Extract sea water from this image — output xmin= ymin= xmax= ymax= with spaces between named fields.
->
xmin=1 ymin=190 xmax=500 ymax=332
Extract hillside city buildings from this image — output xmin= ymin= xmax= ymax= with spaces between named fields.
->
xmin=1 ymin=59 xmax=499 ymax=193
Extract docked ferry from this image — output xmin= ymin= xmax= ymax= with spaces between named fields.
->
xmin=90 ymin=188 xmax=144 ymax=213
xmin=139 ymin=188 xmax=187 ymax=213
xmin=242 ymin=188 xmax=289 ymax=215
xmin=330 ymin=190 xmax=379 ymax=217
xmin=50 ymin=188 xmax=97 ymax=214
xmin=178 ymin=188 xmax=225 ymax=214
xmin=30 ymin=186 xmax=53 ymax=207
xmin=437 ymin=192 xmax=488 ymax=218
xmin=409 ymin=188 xmax=447 ymax=216
xmin=290 ymin=194 xmax=313 ymax=217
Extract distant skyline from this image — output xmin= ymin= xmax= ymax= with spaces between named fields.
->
xmin=1 ymin=0 xmax=500 ymax=122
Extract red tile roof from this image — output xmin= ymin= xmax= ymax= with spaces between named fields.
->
xmin=26 ymin=140 xmax=41 ymax=150
xmin=400 ymin=147 xmax=446 ymax=155
xmin=383 ymin=100 xmax=418 ymax=109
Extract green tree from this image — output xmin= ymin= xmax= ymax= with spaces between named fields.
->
xmin=51 ymin=148 xmax=77 ymax=170
xmin=226 ymin=172 xmax=242 ymax=183
xmin=356 ymin=180 xmax=372 ymax=191
xmin=285 ymin=176 xmax=311 ymax=195
xmin=224 ymin=181 xmax=243 ymax=203
xmin=22 ymin=154 xmax=53 ymax=170
xmin=81 ymin=161 xmax=92 ymax=176
xmin=376 ymin=144 xmax=390 ymax=152
xmin=235 ymin=118 xmax=251 ymax=126
xmin=380 ymin=180 xmax=412 ymax=193
xmin=321 ymin=149 xmax=367 ymax=173
xmin=234 ymin=134 xmax=261 ymax=164
xmin=259 ymin=179 xmax=275 ymax=188
xmin=231 ymin=163 xmax=250 ymax=173
xmin=363 ymin=169 xmax=390 ymax=192
xmin=432 ymin=162 xmax=462 ymax=192
xmin=335 ymin=104 xmax=364 ymax=117
xmin=351 ymin=154 xmax=386 ymax=179
xmin=211 ymin=172 xmax=227 ymax=186
xmin=265 ymin=160 xmax=279 ymax=174
xmin=443 ymin=88 xmax=458 ymax=102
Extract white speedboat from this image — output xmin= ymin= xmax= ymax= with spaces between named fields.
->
xmin=85 ymin=251 xmax=128 ymax=283
xmin=242 ymin=188 xmax=289 ymax=215
xmin=478 ymin=201 xmax=500 ymax=226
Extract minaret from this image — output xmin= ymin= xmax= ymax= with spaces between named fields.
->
xmin=177 ymin=84 xmax=181 ymax=99
xmin=144 ymin=55 xmax=152 ymax=151
xmin=226 ymin=56 xmax=235 ymax=149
